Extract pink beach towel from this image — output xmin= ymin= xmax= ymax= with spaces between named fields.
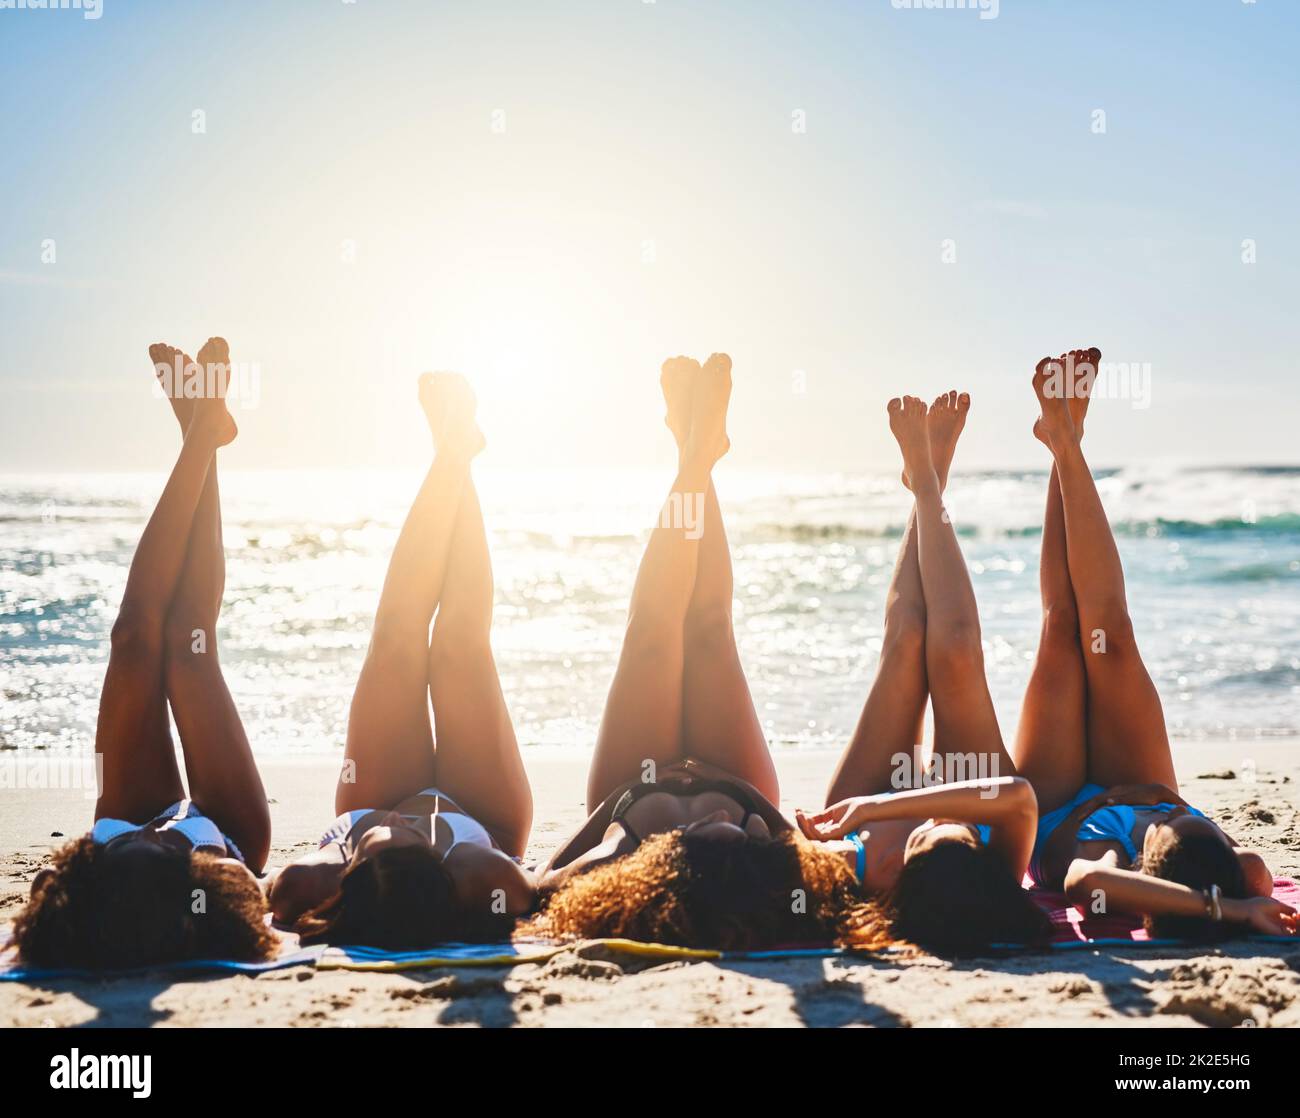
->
xmin=1031 ymin=876 xmax=1300 ymax=948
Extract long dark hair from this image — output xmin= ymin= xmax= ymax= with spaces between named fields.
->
xmin=887 ymin=839 xmax=1051 ymax=955
xmin=13 ymin=835 xmax=274 ymax=968
xmin=1137 ymin=831 xmax=1249 ymax=941
xmin=295 ymin=845 xmax=515 ymax=948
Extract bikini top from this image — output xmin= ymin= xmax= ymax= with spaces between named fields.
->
xmin=318 ymin=787 xmax=496 ymax=861
xmin=91 ymin=799 xmax=245 ymax=864
xmin=609 ymin=775 xmax=761 ymax=843
xmin=1077 ymin=801 xmax=1205 ymax=862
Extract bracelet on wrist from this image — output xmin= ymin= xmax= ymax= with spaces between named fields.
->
xmin=1202 ymin=884 xmax=1223 ymax=921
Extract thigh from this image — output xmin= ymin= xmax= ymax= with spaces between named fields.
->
xmin=94 ymin=648 xmax=184 ymax=823
xmin=929 ymin=670 xmax=1016 ymax=784
xmin=1013 ymin=625 xmax=1089 ymax=813
xmin=1078 ymin=625 xmax=1177 ymax=790
xmin=427 ymin=641 xmax=531 ymax=858
xmin=339 ymin=632 xmax=437 ymax=813
xmin=826 ymin=630 xmax=929 ymax=803
xmin=681 ymin=623 xmax=777 ymax=803
xmin=586 ymin=636 xmax=685 ymax=814
xmin=167 ymin=663 xmax=270 ymax=872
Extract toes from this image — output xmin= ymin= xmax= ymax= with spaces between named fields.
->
xmin=957 ymin=392 xmax=971 ymax=411
xmin=703 ymin=352 xmax=732 ymax=374
xmin=887 ymin=397 xmax=903 ymax=415
xmin=198 ymin=336 xmax=229 ymax=365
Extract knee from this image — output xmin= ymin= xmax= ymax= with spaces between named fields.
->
xmin=429 ymin=599 xmax=491 ymax=654
xmin=428 ymin=620 xmax=493 ymax=669
xmin=881 ymin=600 xmax=926 ymax=660
xmin=365 ymin=621 xmax=430 ymax=670
xmin=164 ymin=618 xmax=219 ymax=668
xmin=1083 ymin=605 xmax=1136 ymax=657
xmin=684 ymin=605 xmax=736 ymax=654
xmin=109 ymin=609 xmax=164 ymax=662
xmin=620 ymin=610 xmax=682 ymax=666
xmin=927 ymin=621 xmax=985 ymax=680
xmin=1040 ymin=603 xmax=1080 ymax=647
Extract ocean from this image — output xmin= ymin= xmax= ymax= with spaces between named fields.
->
xmin=2 ymin=465 xmax=1297 ymax=756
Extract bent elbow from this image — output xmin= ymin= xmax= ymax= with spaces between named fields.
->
xmin=268 ymin=865 xmax=313 ymax=925
xmin=1236 ymin=850 xmax=1273 ymax=898
xmin=1007 ymin=776 xmax=1038 ymax=819
xmin=1063 ymin=860 xmax=1100 ymax=904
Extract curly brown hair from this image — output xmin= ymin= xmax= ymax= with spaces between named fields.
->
xmin=13 ymin=835 xmax=275 ymax=969
xmin=529 ymin=830 xmax=895 ymax=951
xmin=295 ymin=845 xmax=517 ymax=948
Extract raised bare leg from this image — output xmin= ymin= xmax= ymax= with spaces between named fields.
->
xmin=891 ymin=396 xmax=1014 ymax=781
xmin=157 ymin=340 xmax=271 ymax=870
xmin=338 ymin=373 xmax=483 ymax=813
xmin=95 ymin=340 xmax=236 ymax=823
xmin=825 ymin=391 xmax=971 ymax=802
xmin=585 ymin=356 xmax=729 ymax=811
xmin=1032 ymin=351 xmax=1177 ymax=790
xmin=661 ymin=354 xmax=779 ymax=801
xmin=425 ymin=478 xmax=532 ymax=857
xmin=1012 ymin=352 xmax=1095 ymax=811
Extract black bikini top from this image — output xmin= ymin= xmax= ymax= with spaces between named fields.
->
xmin=609 ymin=775 xmax=760 ymax=843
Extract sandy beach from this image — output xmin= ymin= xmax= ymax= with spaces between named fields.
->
xmin=3 ymin=740 xmax=1298 ymax=1029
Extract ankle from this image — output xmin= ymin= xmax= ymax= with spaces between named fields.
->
xmin=911 ymin=470 xmax=942 ymax=501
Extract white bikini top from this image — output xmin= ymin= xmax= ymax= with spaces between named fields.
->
xmin=91 ymin=799 xmax=245 ymax=863
xmin=318 ymin=787 xmax=495 ymax=858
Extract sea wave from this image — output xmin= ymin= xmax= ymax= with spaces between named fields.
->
xmin=2 ymin=466 xmax=1297 ymax=753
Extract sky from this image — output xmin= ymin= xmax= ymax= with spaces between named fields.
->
xmin=1 ymin=0 xmax=1297 ymax=475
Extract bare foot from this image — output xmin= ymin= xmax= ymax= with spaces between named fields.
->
xmin=1032 ymin=347 xmax=1098 ymax=450
xmin=901 ymin=389 xmax=970 ymax=492
xmin=1031 ymin=353 xmax=1077 ymax=454
xmin=418 ymin=371 xmax=485 ymax=457
xmin=149 ymin=342 xmax=193 ymax=434
xmin=685 ymin=352 xmax=731 ymax=464
xmin=888 ymin=396 xmax=937 ymax=495
xmin=186 ymin=337 xmax=237 ymax=447
xmin=660 ymin=356 xmax=699 ymax=450
xmin=1069 ymin=347 xmax=1099 ymax=436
